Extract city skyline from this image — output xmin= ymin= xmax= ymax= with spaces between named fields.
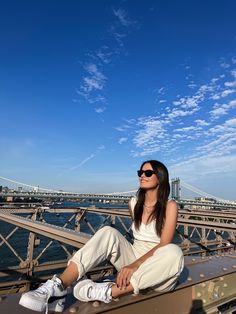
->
xmin=1 ymin=1 xmax=236 ymax=200
xmin=0 ymin=175 xmax=228 ymax=202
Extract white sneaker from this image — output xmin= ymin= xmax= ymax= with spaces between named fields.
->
xmin=48 ymin=295 xmax=66 ymax=313
xmin=19 ymin=275 xmax=67 ymax=313
xmin=73 ymin=279 xmax=113 ymax=304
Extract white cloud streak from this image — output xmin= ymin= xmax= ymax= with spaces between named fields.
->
xmin=68 ymin=144 xmax=105 ymax=172
xmin=70 ymin=154 xmax=95 ymax=171
xmin=170 ymin=154 xmax=236 ymax=181
xmin=78 ymin=63 xmax=106 ymax=102
xmin=210 ymin=100 xmax=236 ymax=119
xmin=113 ymin=8 xmax=134 ymax=27
xmin=76 ymin=7 xmax=136 ymax=111
xmin=95 ymin=107 xmax=106 ymax=113
xmin=116 ymin=59 xmax=236 ymax=160
xmin=118 ymin=137 xmax=127 ymax=144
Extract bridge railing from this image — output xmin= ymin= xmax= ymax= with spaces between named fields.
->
xmin=0 ymin=206 xmax=235 ymax=295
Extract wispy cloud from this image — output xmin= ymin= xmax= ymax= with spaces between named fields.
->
xmin=69 ymin=153 xmax=95 ymax=171
xmin=220 ymin=62 xmax=230 ymax=69
xmin=224 ymin=70 xmax=236 ymax=87
xmin=157 ymin=87 xmax=166 ymax=95
xmin=77 ymin=63 xmax=107 ymax=105
xmin=83 ymin=64 xmax=106 ymax=91
xmin=170 ymin=154 xmax=236 ymax=183
xmin=75 ymin=7 xmax=137 ymax=112
xmin=118 ymin=137 xmax=127 ymax=144
xmin=210 ymin=100 xmax=236 ymax=119
xmin=116 ymin=58 xmax=236 ymax=162
xmin=111 ymin=8 xmax=137 ymax=46
xmin=210 ymin=88 xmax=235 ymax=100
xmin=133 ymin=117 xmax=166 ymax=148
xmin=93 ymin=46 xmax=114 ymax=64
xmin=97 ymin=145 xmax=105 ymax=150
xmin=63 ymin=145 xmax=105 ymax=174
xmin=174 ymin=126 xmax=201 ymax=132
xmin=195 ymin=118 xmax=236 ymax=158
xmin=113 ymin=8 xmax=135 ymax=27
xmin=195 ymin=119 xmax=210 ymax=126
xmin=95 ymin=106 xmax=106 ymax=113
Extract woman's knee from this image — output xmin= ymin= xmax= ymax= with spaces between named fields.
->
xmin=164 ymin=244 xmax=184 ymax=272
xmin=166 ymin=243 xmax=183 ymax=257
xmin=154 ymin=244 xmax=184 ymax=270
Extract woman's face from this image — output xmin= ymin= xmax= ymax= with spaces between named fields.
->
xmin=139 ymin=162 xmax=159 ymax=190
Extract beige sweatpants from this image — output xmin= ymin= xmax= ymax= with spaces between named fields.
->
xmin=68 ymin=226 xmax=184 ymax=294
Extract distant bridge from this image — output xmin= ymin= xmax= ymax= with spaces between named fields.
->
xmin=1 ymin=192 xmax=236 ymax=210
xmin=0 ymin=175 xmax=235 ymax=207
xmin=0 ymin=191 xmax=130 ymax=201
xmin=0 ymin=175 xmax=136 ymax=196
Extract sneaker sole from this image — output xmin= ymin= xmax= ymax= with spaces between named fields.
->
xmin=19 ymin=293 xmax=47 ymax=312
xmin=19 ymin=293 xmax=66 ymax=312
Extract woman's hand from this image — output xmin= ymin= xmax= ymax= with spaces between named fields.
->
xmin=116 ymin=262 xmax=139 ymax=289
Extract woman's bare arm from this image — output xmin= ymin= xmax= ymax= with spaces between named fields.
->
xmin=134 ymin=199 xmax=178 ymax=266
xmin=117 ymin=200 xmax=178 ymax=288
xmin=128 ymin=198 xmax=134 ymax=220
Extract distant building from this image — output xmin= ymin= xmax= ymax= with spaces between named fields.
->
xmin=2 ymin=186 xmax=9 ymax=193
xmin=18 ymin=186 xmax=23 ymax=192
xmin=171 ymin=178 xmax=181 ymax=200
xmin=33 ymin=186 xmax=39 ymax=193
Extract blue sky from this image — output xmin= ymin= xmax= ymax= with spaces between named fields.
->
xmin=1 ymin=0 xmax=236 ymax=200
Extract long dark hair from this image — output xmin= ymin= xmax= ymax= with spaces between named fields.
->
xmin=134 ymin=160 xmax=170 ymax=236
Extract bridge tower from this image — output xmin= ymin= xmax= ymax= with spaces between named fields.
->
xmin=171 ymin=178 xmax=181 ymax=200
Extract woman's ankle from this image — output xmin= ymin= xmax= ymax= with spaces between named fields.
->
xmin=111 ymin=284 xmax=134 ymax=298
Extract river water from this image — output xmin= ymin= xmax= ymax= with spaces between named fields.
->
xmin=0 ymin=201 xmax=218 ymax=272
xmin=0 ymin=202 xmax=129 ymax=270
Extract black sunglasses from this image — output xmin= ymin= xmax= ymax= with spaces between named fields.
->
xmin=137 ymin=170 xmax=156 ymax=177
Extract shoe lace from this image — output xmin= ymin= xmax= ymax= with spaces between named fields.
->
xmin=35 ymin=280 xmax=56 ymax=298
xmin=35 ymin=279 xmax=60 ymax=314
xmin=88 ymin=283 xmax=112 ymax=302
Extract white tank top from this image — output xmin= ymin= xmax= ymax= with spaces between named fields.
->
xmin=130 ymin=197 xmax=161 ymax=243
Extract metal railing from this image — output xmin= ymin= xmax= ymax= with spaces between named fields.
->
xmin=0 ymin=206 xmax=235 ymax=295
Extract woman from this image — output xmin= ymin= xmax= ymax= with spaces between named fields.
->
xmin=19 ymin=160 xmax=184 ymax=313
